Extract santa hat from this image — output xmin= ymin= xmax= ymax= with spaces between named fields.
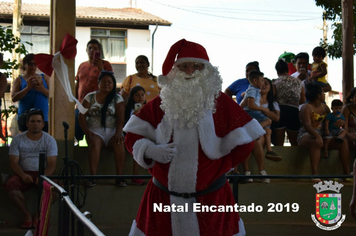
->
xmin=162 ymin=39 xmax=210 ymax=76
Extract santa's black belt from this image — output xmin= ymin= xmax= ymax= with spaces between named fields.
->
xmin=152 ymin=175 xmax=227 ymax=199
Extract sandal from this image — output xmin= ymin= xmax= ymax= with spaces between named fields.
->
xmin=115 ymin=180 xmax=127 ymax=187
xmin=85 ymin=179 xmax=96 ymax=187
xmin=323 ymin=151 xmax=329 ymax=159
xmin=20 ymin=221 xmax=33 ymax=229
xmin=32 ymin=214 xmax=38 ymax=229
xmin=265 ymin=151 xmax=282 ymax=162
xmin=131 ymin=179 xmax=146 ymax=186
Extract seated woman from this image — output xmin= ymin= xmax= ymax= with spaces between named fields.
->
xmin=241 ymin=77 xmax=280 ymax=183
xmin=342 ymin=88 xmax=356 ymax=152
xmin=298 ymin=83 xmax=350 ymax=182
xmin=79 ymin=71 xmax=126 ymax=187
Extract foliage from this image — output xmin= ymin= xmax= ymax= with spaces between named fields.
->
xmin=315 ymin=0 xmax=356 ymax=59
xmin=0 ymin=26 xmax=31 ymax=142
xmin=1 ymin=105 xmax=17 ymax=120
xmin=0 ymin=25 xmax=32 ymax=78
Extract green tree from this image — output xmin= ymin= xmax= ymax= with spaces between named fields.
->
xmin=0 ymin=25 xmax=31 ymax=78
xmin=0 ymin=26 xmax=31 ymax=143
xmin=315 ymin=0 xmax=356 ymax=59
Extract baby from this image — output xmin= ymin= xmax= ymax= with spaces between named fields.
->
xmin=310 ymin=46 xmax=328 ymax=91
xmin=323 ymin=99 xmax=346 ymax=158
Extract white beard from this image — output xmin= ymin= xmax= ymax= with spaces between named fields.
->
xmin=158 ymin=64 xmax=222 ymax=129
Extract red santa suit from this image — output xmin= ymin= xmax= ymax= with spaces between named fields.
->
xmin=124 ymin=93 xmax=265 ymax=236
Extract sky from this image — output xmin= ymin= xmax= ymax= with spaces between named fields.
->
xmin=8 ymin=0 xmax=356 ymax=92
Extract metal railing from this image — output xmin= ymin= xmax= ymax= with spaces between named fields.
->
xmin=40 ymin=175 xmax=105 ymax=236
xmin=227 ymin=174 xmax=353 ymax=203
xmin=39 ymin=173 xmax=352 ymax=236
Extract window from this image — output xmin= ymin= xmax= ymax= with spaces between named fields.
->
xmin=20 ymin=26 xmax=50 ymax=54
xmin=91 ymin=28 xmax=126 ymax=63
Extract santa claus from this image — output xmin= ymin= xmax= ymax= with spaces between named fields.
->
xmin=124 ymin=39 xmax=265 ymax=236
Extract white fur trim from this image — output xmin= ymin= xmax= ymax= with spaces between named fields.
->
xmin=170 ymin=196 xmax=200 ymax=236
xmin=126 ymin=111 xmax=248 ymax=236
xmin=123 ymin=116 xmax=157 ymax=143
xmin=174 ymin=57 xmax=210 ymax=67
xmin=128 ymin=220 xmax=146 ymax=236
xmin=125 ymin=113 xmax=265 ymax=162
xmin=132 ymin=139 xmax=156 ymax=169
xmin=156 ymin=117 xmax=173 ymax=144
xmin=199 ymin=114 xmax=265 ymax=160
xmin=168 ymin=124 xmax=199 ymax=193
xmin=124 ymin=115 xmax=174 ymax=145
xmin=233 ymin=218 xmax=246 ymax=236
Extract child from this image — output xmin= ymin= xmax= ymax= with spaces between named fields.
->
xmin=124 ymin=86 xmax=146 ymax=185
xmin=310 ymin=46 xmax=328 ymax=91
xmin=239 ymin=76 xmax=281 ymax=183
xmin=243 ymin=70 xmax=272 ymax=129
xmin=323 ymin=99 xmax=347 ymax=158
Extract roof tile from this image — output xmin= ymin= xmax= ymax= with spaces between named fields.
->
xmin=0 ymin=1 xmax=171 ymax=26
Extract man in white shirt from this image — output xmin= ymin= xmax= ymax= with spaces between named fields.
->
xmin=5 ymin=109 xmax=58 ymax=229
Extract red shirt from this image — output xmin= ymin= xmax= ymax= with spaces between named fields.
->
xmin=75 ymin=60 xmax=113 ymax=103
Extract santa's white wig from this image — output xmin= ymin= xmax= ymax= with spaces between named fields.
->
xmin=157 ymin=39 xmax=224 ymax=128
xmin=158 ymin=62 xmax=222 ymax=129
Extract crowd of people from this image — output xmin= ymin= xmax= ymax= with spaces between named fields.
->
xmin=225 ymin=48 xmax=354 ymax=183
xmin=2 ymin=38 xmax=356 ymax=233
xmin=2 ymin=39 xmax=162 ymax=229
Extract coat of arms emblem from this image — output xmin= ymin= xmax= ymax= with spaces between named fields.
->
xmin=311 ymin=180 xmax=346 ymax=230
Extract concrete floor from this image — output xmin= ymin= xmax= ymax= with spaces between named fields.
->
xmin=1 ymin=146 xmax=356 ymax=235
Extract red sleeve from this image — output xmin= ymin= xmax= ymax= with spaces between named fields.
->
xmin=214 ymin=93 xmax=255 ymax=167
xmin=124 ymin=96 xmax=164 ymax=153
xmin=135 ymin=96 xmax=164 ymax=128
xmin=230 ymin=141 xmax=254 ymax=167
xmin=125 ymin=133 xmax=143 ymax=154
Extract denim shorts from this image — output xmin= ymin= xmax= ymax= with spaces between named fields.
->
xmin=245 ymin=109 xmax=268 ymax=123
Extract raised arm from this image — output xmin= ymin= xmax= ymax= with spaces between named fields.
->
xmin=12 ymin=77 xmax=31 ymax=102
xmin=32 ymin=74 xmax=49 ymax=97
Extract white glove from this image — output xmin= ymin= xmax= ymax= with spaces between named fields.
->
xmin=145 ymin=143 xmax=177 ymax=164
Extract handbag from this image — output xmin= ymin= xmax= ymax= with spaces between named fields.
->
xmin=18 ymin=91 xmax=37 ymax=127
xmin=18 ymin=109 xmax=30 ymax=128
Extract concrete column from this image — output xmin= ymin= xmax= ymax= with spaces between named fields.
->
xmin=341 ymin=0 xmax=354 ymax=101
xmin=49 ymin=0 xmax=76 ymax=161
xmin=12 ymin=0 xmax=21 ymax=80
